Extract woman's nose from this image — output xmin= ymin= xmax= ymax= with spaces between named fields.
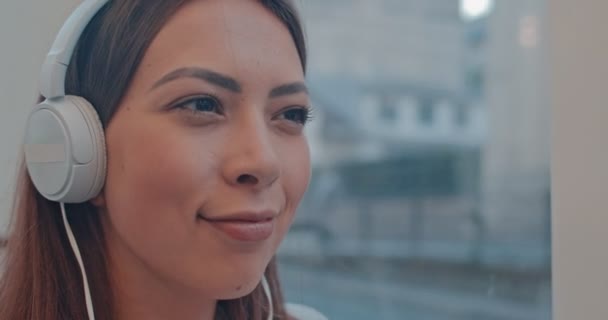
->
xmin=221 ymin=120 xmax=280 ymax=190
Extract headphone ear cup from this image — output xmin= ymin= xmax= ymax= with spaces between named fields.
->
xmin=69 ymin=95 xmax=107 ymax=200
xmin=24 ymin=96 xmax=106 ymax=203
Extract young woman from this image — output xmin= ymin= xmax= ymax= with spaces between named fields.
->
xmin=0 ymin=0 xmax=325 ymax=319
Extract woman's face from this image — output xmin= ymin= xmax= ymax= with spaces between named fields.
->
xmin=96 ymin=0 xmax=310 ymax=299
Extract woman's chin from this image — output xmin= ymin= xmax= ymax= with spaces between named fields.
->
xmin=213 ymin=277 xmax=263 ymax=300
xmin=186 ymin=264 xmax=267 ymax=300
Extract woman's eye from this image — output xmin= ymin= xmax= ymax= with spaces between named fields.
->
xmin=175 ymin=96 xmax=223 ymax=115
xmin=279 ymin=107 xmax=312 ymax=125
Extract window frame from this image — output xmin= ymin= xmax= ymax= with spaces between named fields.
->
xmin=549 ymin=0 xmax=608 ymax=319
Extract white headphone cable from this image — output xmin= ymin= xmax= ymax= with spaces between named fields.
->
xmin=60 ymin=202 xmax=96 ymax=320
xmin=262 ymin=275 xmax=274 ymax=320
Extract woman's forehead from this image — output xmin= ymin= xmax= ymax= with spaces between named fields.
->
xmin=135 ymin=0 xmax=303 ymax=90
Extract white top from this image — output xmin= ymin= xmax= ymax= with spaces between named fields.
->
xmin=285 ymin=303 xmax=328 ymax=320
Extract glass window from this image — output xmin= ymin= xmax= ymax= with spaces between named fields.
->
xmin=418 ymin=98 xmax=435 ymax=125
xmin=279 ymin=0 xmax=551 ymax=319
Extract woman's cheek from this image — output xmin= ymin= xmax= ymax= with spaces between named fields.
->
xmin=280 ymin=138 xmax=311 ymax=211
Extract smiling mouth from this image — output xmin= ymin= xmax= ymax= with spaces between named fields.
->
xmin=197 ymin=213 xmax=276 ymax=242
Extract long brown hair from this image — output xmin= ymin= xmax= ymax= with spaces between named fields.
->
xmin=0 ymin=1 xmax=307 ymax=319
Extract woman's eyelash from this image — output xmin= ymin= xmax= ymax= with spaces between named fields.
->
xmin=170 ymin=96 xmax=315 ymax=126
xmin=303 ymin=106 xmax=316 ymax=124
xmin=279 ymin=106 xmax=315 ymax=125
xmin=173 ymin=95 xmax=224 ymax=115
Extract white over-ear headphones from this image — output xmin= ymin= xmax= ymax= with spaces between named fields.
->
xmin=24 ymin=0 xmax=108 ymax=204
xmin=23 ymin=1 xmax=275 ymax=319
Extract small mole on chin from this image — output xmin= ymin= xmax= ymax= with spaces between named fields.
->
xmin=235 ymin=285 xmax=243 ymax=291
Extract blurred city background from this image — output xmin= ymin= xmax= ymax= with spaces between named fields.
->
xmin=277 ymin=0 xmax=552 ymax=319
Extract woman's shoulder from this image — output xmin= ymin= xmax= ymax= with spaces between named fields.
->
xmin=284 ymin=302 xmax=328 ymax=320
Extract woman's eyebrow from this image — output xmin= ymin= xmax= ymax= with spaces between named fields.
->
xmin=268 ymin=82 xmax=309 ymax=98
xmin=150 ymin=67 xmax=242 ymax=92
xmin=150 ymin=66 xmax=308 ymax=98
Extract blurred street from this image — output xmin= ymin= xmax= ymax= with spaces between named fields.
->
xmin=279 ymin=259 xmax=551 ymax=320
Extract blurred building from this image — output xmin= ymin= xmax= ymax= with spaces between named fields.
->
xmin=287 ymin=0 xmax=550 ymax=268
xmin=480 ymin=0 xmax=550 ymax=265
xmin=301 ymin=0 xmax=485 ymax=168
xmin=292 ymin=0 xmax=488 ymax=262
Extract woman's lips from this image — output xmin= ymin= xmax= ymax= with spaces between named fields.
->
xmin=197 ymin=211 xmax=276 ymax=242
xmin=205 ymin=219 xmax=275 ymax=242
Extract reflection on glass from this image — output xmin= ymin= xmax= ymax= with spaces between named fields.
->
xmin=278 ymin=0 xmax=551 ymax=319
